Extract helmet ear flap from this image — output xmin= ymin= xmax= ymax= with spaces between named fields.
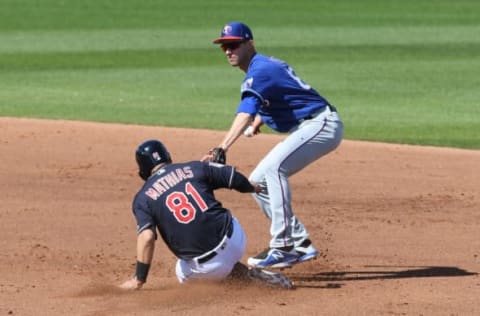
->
xmin=136 ymin=152 xmax=152 ymax=181
xmin=135 ymin=140 xmax=172 ymax=181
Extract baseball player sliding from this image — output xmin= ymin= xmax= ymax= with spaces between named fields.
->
xmin=120 ymin=139 xmax=294 ymax=290
xmin=204 ymin=22 xmax=344 ymax=269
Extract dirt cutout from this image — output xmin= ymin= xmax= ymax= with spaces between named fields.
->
xmin=1 ymin=117 xmax=479 ymax=315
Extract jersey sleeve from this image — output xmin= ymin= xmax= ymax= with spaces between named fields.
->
xmin=205 ymin=163 xmax=255 ymax=192
xmin=204 ymin=162 xmax=237 ymax=189
xmin=132 ymin=196 xmax=157 ymax=237
xmin=240 ymin=57 xmax=278 ymax=104
xmin=230 ymin=170 xmax=255 ymax=193
xmin=236 ymin=95 xmax=261 ymax=115
xmin=241 ymin=77 xmax=265 ymax=103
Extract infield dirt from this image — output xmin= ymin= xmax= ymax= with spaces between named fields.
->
xmin=1 ymin=117 xmax=479 ymax=315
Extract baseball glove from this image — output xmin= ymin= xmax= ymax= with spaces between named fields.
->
xmin=209 ymin=147 xmax=226 ymax=164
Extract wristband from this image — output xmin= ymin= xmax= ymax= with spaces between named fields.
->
xmin=135 ymin=261 xmax=150 ymax=283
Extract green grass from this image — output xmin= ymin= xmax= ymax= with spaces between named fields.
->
xmin=0 ymin=0 xmax=479 ymax=149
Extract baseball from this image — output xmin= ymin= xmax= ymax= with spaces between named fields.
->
xmin=244 ymin=126 xmax=254 ymax=137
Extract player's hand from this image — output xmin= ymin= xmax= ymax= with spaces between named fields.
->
xmin=243 ymin=125 xmax=261 ymax=137
xmin=201 ymin=153 xmax=214 ymax=162
xmin=201 ymin=148 xmax=227 ymax=164
xmin=250 ymin=181 xmax=263 ymax=194
xmin=119 ymin=277 xmax=144 ymax=290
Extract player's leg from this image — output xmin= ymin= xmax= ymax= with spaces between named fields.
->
xmin=248 ymin=141 xmax=307 ymax=268
xmin=287 ymin=109 xmax=343 ymax=261
xmin=282 ymin=110 xmax=343 ymax=260
xmin=248 ymin=108 xmax=343 ymax=268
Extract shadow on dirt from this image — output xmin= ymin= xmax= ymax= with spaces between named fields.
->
xmin=289 ymin=266 xmax=477 ymax=289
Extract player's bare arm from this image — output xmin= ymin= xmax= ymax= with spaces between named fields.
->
xmin=120 ymin=228 xmax=155 ymax=290
xmin=201 ymin=112 xmax=252 ymax=161
xmin=219 ymin=112 xmax=253 ymax=150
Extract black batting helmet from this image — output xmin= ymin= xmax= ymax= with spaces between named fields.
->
xmin=135 ymin=139 xmax=172 ymax=180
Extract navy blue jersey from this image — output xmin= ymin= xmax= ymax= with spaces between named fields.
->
xmin=237 ymin=53 xmax=331 ymax=132
xmin=132 ymin=161 xmax=247 ymax=259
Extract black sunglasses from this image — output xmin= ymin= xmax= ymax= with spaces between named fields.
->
xmin=221 ymin=41 xmax=246 ymax=52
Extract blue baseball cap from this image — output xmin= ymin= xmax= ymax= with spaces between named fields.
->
xmin=213 ymin=22 xmax=254 ymax=44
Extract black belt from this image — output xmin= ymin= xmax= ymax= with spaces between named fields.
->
xmin=303 ymin=105 xmax=337 ymax=121
xmin=197 ymin=223 xmax=233 ymax=264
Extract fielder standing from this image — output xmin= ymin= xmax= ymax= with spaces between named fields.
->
xmin=204 ymin=22 xmax=344 ymax=269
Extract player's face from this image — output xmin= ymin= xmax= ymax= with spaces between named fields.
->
xmin=221 ymin=40 xmax=251 ymax=69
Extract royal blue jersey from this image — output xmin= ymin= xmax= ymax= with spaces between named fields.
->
xmin=237 ymin=53 xmax=331 ymax=132
xmin=132 ymin=161 xmax=246 ymax=259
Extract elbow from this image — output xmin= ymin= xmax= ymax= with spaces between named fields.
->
xmin=139 ymin=229 xmax=156 ymax=245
